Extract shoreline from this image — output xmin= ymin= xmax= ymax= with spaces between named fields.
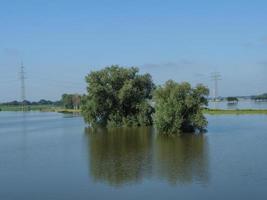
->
xmin=203 ymin=109 xmax=267 ymax=115
xmin=1 ymin=106 xmax=267 ymax=115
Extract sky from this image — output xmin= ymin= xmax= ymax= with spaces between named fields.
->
xmin=0 ymin=0 xmax=267 ymax=102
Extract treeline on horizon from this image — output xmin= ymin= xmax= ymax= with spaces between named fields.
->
xmin=251 ymin=93 xmax=267 ymax=101
xmin=0 ymin=93 xmax=82 ymax=109
xmin=1 ymin=92 xmax=266 ymax=107
xmin=0 ymin=99 xmax=61 ymax=106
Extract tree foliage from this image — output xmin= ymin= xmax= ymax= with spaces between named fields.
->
xmin=0 ymin=99 xmax=59 ymax=106
xmin=252 ymin=93 xmax=267 ymax=101
xmin=61 ymin=94 xmax=81 ymax=109
xmin=154 ymin=80 xmax=209 ymax=134
xmin=81 ymin=65 xmax=155 ymax=127
xmin=226 ymin=97 xmax=238 ymax=102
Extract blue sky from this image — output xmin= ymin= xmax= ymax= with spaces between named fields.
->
xmin=0 ymin=0 xmax=267 ymax=101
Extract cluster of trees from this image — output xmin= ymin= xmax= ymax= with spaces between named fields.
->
xmin=81 ymin=65 xmax=209 ymax=134
xmin=81 ymin=66 xmax=155 ymax=127
xmin=226 ymin=97 xmax=238 ymax=103
xmin=0 ymin=99 xmax=61 ymax=106
xmin=252 ymin=93 xmax=267 ymax=101
xmin=61 ymin=94 xmax=82 ymax=109
xmin=1 ymin=95 xmax=83 ymax=109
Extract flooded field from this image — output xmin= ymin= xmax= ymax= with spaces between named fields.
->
xmin=208 ymin=100 xmax=267 ymax=110
xmin=0 ymin=112 xmax=267 ymax=199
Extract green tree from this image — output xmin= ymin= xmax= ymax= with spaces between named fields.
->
xmin=226 ymin=97 xmax=238 ymax=103
xmin=154 ymin=80 xmax=209 ymax=134
xmin=72 ymin=94 xmax=82 ymax=109
xmin=62 ymin=94 xmax=74 ymax=109
xmin=252 ymin=93 xmax=267 ymax=101
xmin=61 ymin=94 xmax=81 ymax=109
xmin=81 ymin=65 xmax=155 ymax=127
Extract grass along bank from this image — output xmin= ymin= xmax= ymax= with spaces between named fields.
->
xmin=203 ymin=109 xmax=267 ymax=115
xmin=0 ymin=105 xmax=60 ymax=112
xmin=0 ymin=105 xmax=81 ymax=114
xmin=1 ymin=105 xmax=267 ymax=115
xmin=55 ymin=108 xmax=267 ymax=115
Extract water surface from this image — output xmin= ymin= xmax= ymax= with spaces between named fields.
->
xmin=0 ymin=112 xmax=267 ymax=199
xmin=208 ymin=100 xmax=267 ymax=110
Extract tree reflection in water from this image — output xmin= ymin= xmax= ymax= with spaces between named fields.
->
xmin=154 ymin=134 xmax=209 ymax=185
xmin=85 ymin=127 xmax=153 ymax=187
xmin=85 ymin=127 xmax=209 ymax=187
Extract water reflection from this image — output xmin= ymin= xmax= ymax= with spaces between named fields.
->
xmin=85 ymin=127 xmax=209 ymax=187
xmin=208 ymin=100 xmax=267 ymax=110
xmin=154 ymin=134 xmax=209 ymax=185
xmin=86 ymin=127 xmax=153 ymax=187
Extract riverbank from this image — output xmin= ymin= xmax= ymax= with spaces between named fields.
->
xmin=203 ymin=109 xmax=267 ymax=115
xmin=0 ymin=105 xmax=60 ymax=111
xmin=1 ymin=105 xmax=267 ymax=115
xmin=56 ymin=109 xmax=81 ymax=114
xmin=0 ymin=105 xmax=81 ymax=114
xmin=52 ymin=108 xmax=267 ymax=115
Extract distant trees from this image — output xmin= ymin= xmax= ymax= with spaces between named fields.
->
xmin=0 ymin=96 xmax=83 ymax=109
xmin=0 ymin=99 xmax=59 ymax=106
xmin=61 ymin=94 xmax=73 ymax=109
xmin=61 ymin=94 xmax=81 ymax=109
xmin=153 ymin=80 xmax=209 ymax=134
xmin=2 ymin=100 xmax=20 ymax=106
xmin=81 ymin=65 xmax=155 ymax=127
xmin=38 ymin=99 xmax=54 ymax=105
xmin=252 ymin=93 xmax=267 ymax=101
xmin=226 ymin=97 xmax=238 ymax=104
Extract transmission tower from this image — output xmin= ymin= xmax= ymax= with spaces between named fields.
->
xmin=20 ymin=61 xmax=26 ymax=111
xmin=210 ymin=72 xmax=221 ymax=101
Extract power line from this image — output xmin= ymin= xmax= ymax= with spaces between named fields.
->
xmin=210 ymin=72 xmax=222 ymax=101
xmin=20 ymin=61 xmax=26 ymax=111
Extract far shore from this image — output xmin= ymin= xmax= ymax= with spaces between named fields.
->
xmin=1 ymin=105 xmax=267 ymax=115
xmin=203 ymin=109 xmax=267 ymax=115
xmin=56 ymin=108 xmax=267 ymax=115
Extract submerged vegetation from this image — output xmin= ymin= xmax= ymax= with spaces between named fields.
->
xmin=81 ymin=65 xmax=155 ymax=127
xmin=227 ymin=97 xmax=238 ymax=104
xmin=81 ymin=66 xmax=209 ymax=134
xmin=252 ymin=93 xmax=267 ymax=101
xmin=154 ymin=80 xmax=209 ymax=134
